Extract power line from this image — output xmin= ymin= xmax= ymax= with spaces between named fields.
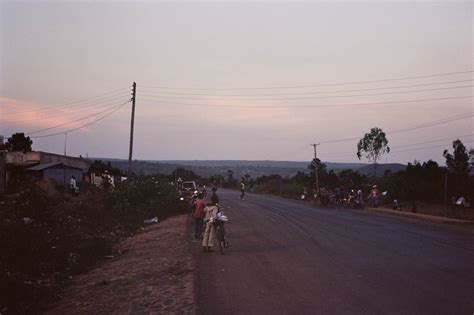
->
xmin=141 ymin=84 xmax=473 ymax=101
xmin=26 ymin=100 xmax=131 ymax=135
xmin=141 ymin=79 xmax=473 ymax=97
xmin=1 ymin=90 xmax=131 ymax=119
xmin=323 ymin=134 xmax=474 ymax=156
xmin=141 ymin=70 xmax=473 ymax=90
xmin=391 ymin=134 xmax=474 ymax=149
xmin=1 ymin=94 xmax=132 ymax=122
xmin=30 ymin=100 xmax=131 ymax=139
xmin=388 ymin=113 xmax=474 ymax=135
xmin=390 ymin=140 xmax=474 ymax=154
xmin=320 ymin=112 xmax=474 ymax=144
xmin=140 ymin=95 xmax=473 ymax=109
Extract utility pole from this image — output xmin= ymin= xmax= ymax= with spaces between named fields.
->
xmin=310 ymin=143 xmax=320 ymax=195
xmin=128 ymin=82 xmax=136 ymax=177
xmin=444 ymin=171 xmax=448 ymax=217
xmin=64 ymin=132 xmax=67 ymax=156
xmin=63 ymin=132 xmax=67 ymax=185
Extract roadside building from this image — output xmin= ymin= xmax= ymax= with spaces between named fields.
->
xmin=0 ymin=151 xmax=91 ymax=192
xmin=25 ymin=162 xmax=84 ymax=184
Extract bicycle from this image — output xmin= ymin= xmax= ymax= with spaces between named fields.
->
xmin=213 ymin=207 xmax=229 ymax=255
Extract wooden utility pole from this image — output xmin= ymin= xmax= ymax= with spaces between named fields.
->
xmin=311 ymin=143 xmax=320 ymax=195
xmin=128 ymin=82 xmax=136 ymax=177
xmin=444 ymin=171 xmax=448 ymax=217
xmin=63 ymin=132 xmax=67 ymax=185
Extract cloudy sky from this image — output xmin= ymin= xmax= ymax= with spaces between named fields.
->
xmin=1 ymin=1 xmax=472 ymax=164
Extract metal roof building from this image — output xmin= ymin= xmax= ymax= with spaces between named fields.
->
xmin=26 ymin=162 xmax=84 ymax=184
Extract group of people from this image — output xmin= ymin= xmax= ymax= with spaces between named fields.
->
xmin=190 ymin=189 xmax=223 ymax=252
xmin=301 ymin=184 xmax=382 ymax=208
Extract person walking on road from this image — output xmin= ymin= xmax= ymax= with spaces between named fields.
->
xmin=202 ymin=202 xmax=219 ymax=252
xmin=193 ymin=193 xmax=206 ymax=238
xmin=369 ymin=185 xmax=380 ymax=207
xmin=211 ymin=191 xmax=219 ymax=205
xmin=240 ymin=180 xmax=245 ymax=200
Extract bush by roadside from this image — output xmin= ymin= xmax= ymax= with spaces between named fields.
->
xmin=0 ymin=174 xmax=186 ymax=314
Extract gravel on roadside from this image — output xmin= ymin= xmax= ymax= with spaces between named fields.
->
xmin=46 ymin=214 xmax=197 ymax=314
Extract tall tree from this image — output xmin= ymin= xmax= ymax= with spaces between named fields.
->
xmin=443 ymin=139 xmax=470 ymax=176
xmin=356 ymin=127 xmax=390 ymax=177
xmin=443 ymin=139 xmax=471 ymax=196
xmin=0 ymin=133 xmax=33 ymax=152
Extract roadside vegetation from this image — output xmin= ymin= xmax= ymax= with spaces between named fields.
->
xmin=245 ymin=139 xmax=473 ymax=219
xmin=0 ymin=168 xmax=186 ymax=314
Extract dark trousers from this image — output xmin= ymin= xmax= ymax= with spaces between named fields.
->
xmin=241 ymin=190 xmax=245 ymax=199
xmin=194 ymin=218 xmax=203 ymax=236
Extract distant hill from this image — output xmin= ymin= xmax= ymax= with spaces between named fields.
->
xmin=357 ymin=163 xmax=406 ymax=177
xmin=97 ymin=159 xmax=406 ymax=178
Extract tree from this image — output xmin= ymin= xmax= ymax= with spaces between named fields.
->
xmin=443 ymin=139 xmax=470 ymax=176
xmin=357 ymin=127 xmax=390 ymax=177
xmin=443 ymin=139 xmax=471 ymax=196
xmin=1 ymin=132 xmax=33 ymax=152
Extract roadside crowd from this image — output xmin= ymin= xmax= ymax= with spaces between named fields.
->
xmin=189 ymin=186 xmax=222 ymax=252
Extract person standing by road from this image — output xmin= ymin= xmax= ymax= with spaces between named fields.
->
xmin=369 ymin=185 xmax=380 ymax=207
xmin=70 ymin=175 xmax=77 ymax=196
xmin=193 ymin=193 xmax=206 ymax=238
xmin=202 ymin=202 xmax=218 ymax=252
xmin=240 ymin=180 xmax=245 ymax=200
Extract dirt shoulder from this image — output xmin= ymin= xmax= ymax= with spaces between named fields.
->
xmin=360 ymin=206 xmax=474 ymax=225
xmin=46 ymin=214 xmax=197 ymax=314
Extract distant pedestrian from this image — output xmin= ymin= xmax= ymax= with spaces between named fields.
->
xmin=211 ymin=191 xmax=219 ymax=205
xmin=240 ymin=180 xmax=245 ymax=200
xmin=369 ymin=185 xmax=380 ymax=207
xmin=211 ymin=181 xmax=218 ymax=193
xmin=69 ymin=175 xmax=77 ymax=196
xmin=302 ymin=186 xmax=309 ymax=200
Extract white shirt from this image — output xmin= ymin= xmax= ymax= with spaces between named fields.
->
xmin=70 ymin=178 xmax=77 ymax=189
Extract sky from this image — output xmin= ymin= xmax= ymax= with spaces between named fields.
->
xmin=1 ymin=0 xmax=473 ymax=164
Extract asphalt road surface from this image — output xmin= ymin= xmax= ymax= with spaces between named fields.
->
xmin=196 ymin=189 xmax=474 ymax=314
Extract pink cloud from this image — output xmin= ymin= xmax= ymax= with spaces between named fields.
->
xmin=0 ymin=97 xmax=114 ymax=136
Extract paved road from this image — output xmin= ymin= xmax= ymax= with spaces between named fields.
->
xmin=196 ymin=190 xmax=474 ymax=314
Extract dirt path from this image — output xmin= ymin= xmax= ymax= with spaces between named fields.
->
xmin=47 ymin=215 xmax=197 ymax=314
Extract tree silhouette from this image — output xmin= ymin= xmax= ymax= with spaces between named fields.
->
xmin=357 ymin=127 xmax=390 ymax=177
xmin=443 ymin=139 xmax=470 ymax=176
xmin=443 ymin=139 xmax=471 ymax=195
xmin=0 ymin=133 xmax=33 ymax=152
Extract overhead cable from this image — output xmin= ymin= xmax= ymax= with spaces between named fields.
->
xmin=323 ymin=134 xmax=474 ymax=156
xmin=141 ymin=85 xmax=473 ymax=101
xmin=26 ymin=100 xmax=131 ymax=135
xmin=141 ymin=70 xmax=473 ymax=90
xmin=140 ymin=95 xmax=473 ymax=108
xmin=140 ymin=79 xmax=473 ymax=97
xmin=2 ymin=89 xmax=131 ymax=119
xmin=1 ymin=95 xmax=132 ymax=122
xmin=320 ymin=112 xmax=474 ymax=144
xmin=30 ymin=100 xmax=131 ymax=139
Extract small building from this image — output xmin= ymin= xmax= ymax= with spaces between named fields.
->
xmin=26 ymin=162 xmax=84 ymax=185
xmin=0 ymin=151 xmax=91 ymax=192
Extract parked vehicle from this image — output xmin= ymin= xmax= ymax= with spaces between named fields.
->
xmin=180 ymin=181 xmax=197 ymax=199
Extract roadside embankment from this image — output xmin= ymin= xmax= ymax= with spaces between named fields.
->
xmin=360 ymin=206 xmax=474 ymax=225
xmin=47 ymin=214 xmax=197 ymax=314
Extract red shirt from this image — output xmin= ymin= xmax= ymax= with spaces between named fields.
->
xmin=194 ymin=198 xmax=206 ymax=219
xmin=371 ymin=188 xmax=380 ymax=197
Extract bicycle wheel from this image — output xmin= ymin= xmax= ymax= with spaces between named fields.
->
xmin=217 ymin=225 xmax=225 ymax=255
